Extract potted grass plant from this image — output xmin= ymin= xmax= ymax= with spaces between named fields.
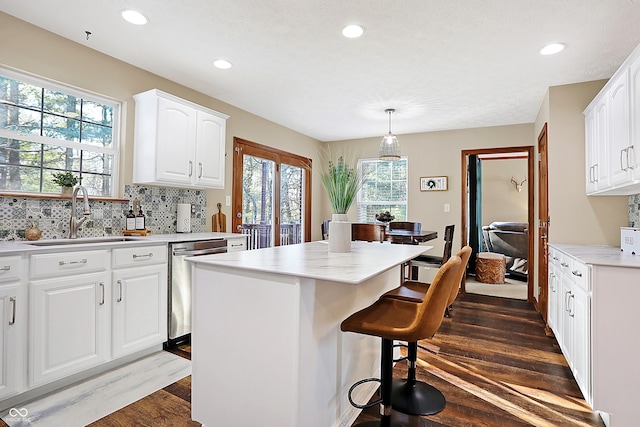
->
xmin=319 ymin=148 xmax=367 ymax=252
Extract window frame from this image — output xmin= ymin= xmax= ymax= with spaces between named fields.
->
xmin=357 ymin=156 xmax=408 ymax=223
xmin=0 ymin=66 xmax=121 ymax=197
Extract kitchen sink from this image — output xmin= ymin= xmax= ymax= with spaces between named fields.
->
xmin=28 ymin=236 xmax=145 ymax=246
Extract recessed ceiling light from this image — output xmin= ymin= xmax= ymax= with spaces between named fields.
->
xmin=121 ymin=9 xmax=149 ymax=25
xmin=342 ymin=24 xmax=365 ymax=38
xmin=539 ymin=42 xmax=566 ymax=55
xmin=213 ymin=59 xmax=233 ymax=69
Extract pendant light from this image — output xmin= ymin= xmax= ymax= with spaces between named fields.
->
xmin=379 ymin=108 xmax=400 ymax=160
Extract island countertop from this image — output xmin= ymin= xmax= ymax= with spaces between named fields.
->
xmin=186 ymin=240 xmax=431 ymax=284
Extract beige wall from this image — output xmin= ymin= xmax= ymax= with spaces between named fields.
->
xmin=0 ymin=12 xmax=324 ymax=238
xmin=543 ymin=81 xmax=627 ymax=246
xmin=328 ymin=124 xmax=534 ymax=255
xmin=481 ymin=158 xmax=529 ymax=225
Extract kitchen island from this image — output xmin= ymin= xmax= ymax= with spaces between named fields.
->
xmin=188 ymin=241 xmax=431 ymax=427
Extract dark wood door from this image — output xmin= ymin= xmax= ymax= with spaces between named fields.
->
xmin=537 ymin=123 xmax=549 ymax=323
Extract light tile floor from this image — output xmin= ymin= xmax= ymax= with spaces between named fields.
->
xmin=1 ymin=351 xmax=191 ymax=427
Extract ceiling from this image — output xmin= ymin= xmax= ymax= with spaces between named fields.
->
xmin=2 ymin=1 xmax=640 ymax=142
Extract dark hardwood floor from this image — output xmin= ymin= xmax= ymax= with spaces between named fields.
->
xmin=9 ymin=294 xmax=605 ymax=426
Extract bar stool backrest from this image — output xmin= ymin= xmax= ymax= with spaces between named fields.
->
xmin=411 ymin=255 xmax=461 ymax=341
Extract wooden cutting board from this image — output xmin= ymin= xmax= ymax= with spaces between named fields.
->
xmin=212 ymin=203 xmax=226 ymax=232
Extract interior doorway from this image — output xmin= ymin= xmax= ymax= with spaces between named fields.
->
xmin=461 ymin=147 xmax=535 ymax=302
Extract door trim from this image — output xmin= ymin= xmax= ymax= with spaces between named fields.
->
xmin=460 ymin=146 xmax=535 ymax=302
xmin=232 ymin=137 xmax=312 ymax=244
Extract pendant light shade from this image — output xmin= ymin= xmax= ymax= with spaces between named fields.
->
xmin=379 ymin=108 xmax=400 ymax=160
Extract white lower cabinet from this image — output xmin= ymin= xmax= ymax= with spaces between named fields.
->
xmin=0 ymin=284 xmax=25 ymax=400
xmin=29 ymin=271 xmax=109 ymax=387
xmin=548 ymin=248 xmax=591 ymax=406
xmin=27 ymin=244 xmax=168 ymax=391
xmin=111 ymin=245 xmax=167 ymax=358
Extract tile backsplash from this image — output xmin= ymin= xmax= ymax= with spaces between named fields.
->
xmin=629 ymin=194 xmax=640 ymax=227
xmin=0 ymin=185 xmax=206 ymax=241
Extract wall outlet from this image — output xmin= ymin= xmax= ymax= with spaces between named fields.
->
xmin=444 ymin=203 xmax=451 ymax=213
xmin=226 ymin=195 xmax=231 ymax=206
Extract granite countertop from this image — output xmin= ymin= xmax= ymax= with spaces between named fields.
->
xmin=187 ymin=240 xmax=432 ymax=284
xmin=0 ymin=232 xmax=244 ymax=254
xmin=549 ymin=243 xmax=640 ymax=268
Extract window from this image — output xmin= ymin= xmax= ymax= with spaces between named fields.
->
xmin=0 ymin=68 xmax=120 ymax=196
xmin=357 ymin=157 xmax=408 ymax=222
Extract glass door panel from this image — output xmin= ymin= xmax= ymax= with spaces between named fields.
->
xmin=240 ymin=154 xmax=275 ymax=249
xmin=279 ymin=163 xmax=304 ymax=246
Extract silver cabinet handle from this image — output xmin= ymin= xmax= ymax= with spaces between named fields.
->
xmin=99 ymin=282 xmax=105 ymax=305
xmin=117 ymin=280 xmax=123 ymax=302
xmin=565 ymin=291 xmax=571 ymax=312
xmin=132 ymin=253 xmax=153 ymax=259
xmin=572 ymin=270 xmax=582 ymax=277
xmin=560 ymin=262 xmax=569 ymax=267
xmin=9 ymin=297 xmax=16 ymax=325
xmin=198 ymin=162 xmax=203 ymax=178
xmin=594 ymin=163 xmax=598 ymax=182
xmin=59 ymin=259 xmax=87 ymax=266
xmin=189 ymin=160 xmax=193 ymax=177
xmin=628 ymin=145 xmax=635 ymax=170
xmin=0 ymin=265 xmax=10 ymax=271
xmin=568 ymin=294 xmax=575 ymax=317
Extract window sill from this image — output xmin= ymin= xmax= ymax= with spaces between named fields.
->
xmin=0 ymin=192 xmax=129 ymax=202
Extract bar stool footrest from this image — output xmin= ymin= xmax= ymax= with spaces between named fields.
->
xmin=391 ymin=378 xmax=446 ymax=415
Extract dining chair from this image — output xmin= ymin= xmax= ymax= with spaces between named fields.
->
xmin=410 ymin=224 xmax=455 ymax=279
xmin=388 ymin=221 xmax=422 ymax=232
xmin=321 ymin=220 xmax=331 ymax=240
xmin=351 ymin=223 xmax=386 ymax=242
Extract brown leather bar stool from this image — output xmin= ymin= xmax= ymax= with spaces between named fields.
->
xmin=340 ymin=256 xmax=461 ymax=426
xmin=380 ymin=246 xmax=472 ymax=416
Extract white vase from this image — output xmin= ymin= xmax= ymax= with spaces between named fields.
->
xmin=328 ymin=213 xmax=351 ymax=253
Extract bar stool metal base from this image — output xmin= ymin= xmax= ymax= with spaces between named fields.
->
xmin=354 ymin=422 xmax=402 ymax=427
xmin=391 ymin=378 xmax=446 ymax=415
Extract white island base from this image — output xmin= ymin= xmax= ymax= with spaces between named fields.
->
xmin=189 ymin=241 xmax=430 ymax=427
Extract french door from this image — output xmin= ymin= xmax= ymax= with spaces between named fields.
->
xmin=232 ymin=137 xmax=311 ymax=249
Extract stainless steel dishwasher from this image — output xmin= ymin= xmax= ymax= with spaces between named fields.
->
xmin=167 ymin=239 xmax=227 ymax=346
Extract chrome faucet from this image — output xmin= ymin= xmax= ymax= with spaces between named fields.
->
xmin=68 ymin=185 xmax=91 ymax=238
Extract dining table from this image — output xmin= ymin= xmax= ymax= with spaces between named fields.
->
xmin=385 ymin=228 xmax=438 ymax=245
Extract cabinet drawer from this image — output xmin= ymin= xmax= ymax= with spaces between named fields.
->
xmin=30 ymin=250 xmax=108 ymax=279
xmin=112 ymin=245 xmax=167 ymax=268
xmin=0 ymin=255 xmax=23 ymax=283
xmin=227 ymin=237 xmax=246 ymax=252
xmin=570 ymin=259 xmax=590 ymax=292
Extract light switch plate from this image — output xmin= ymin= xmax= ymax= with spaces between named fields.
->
xmin=225 ymin=195 xmax=231 ymax=206
xmin=444 ymin=203 xmax=451 ymax=213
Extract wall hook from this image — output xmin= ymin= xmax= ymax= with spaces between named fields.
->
xmin=85 ymin=31 xmax=92 ymax=40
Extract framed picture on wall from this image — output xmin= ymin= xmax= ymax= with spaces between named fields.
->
xmin=420 ymin=176 xmax=447 ymax=191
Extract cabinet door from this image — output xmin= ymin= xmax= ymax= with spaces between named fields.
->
xmin=585 ymin=108 xmax=599 ymax=194
xmin=194 ymin=110 xmax=226 ymax=188
xmin=0 ymin=285 xmax=23 ymax=399
xmin=155 ymin=96 xmax=197 ymax=185
xmin=112 ymin=264 xmax=167 ymax=358
xmin=559 ymin=271 xmax=573 ymax=365
xmin=571 ymin=285 xmax=591 ymax=405
xmin=594 ymin=97 xmax=610 ymax=189
xmin=547 ymin=269 xmax=558 ymax=333
xmin=630 ymin=54 xmax=640 ymax=178
xmin=30 ymin=272 xmax=109 ymax=387
xmin=608 ymin=69 xmax=631 ymax=186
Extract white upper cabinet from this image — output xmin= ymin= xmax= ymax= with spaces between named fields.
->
xmin=584 ymin=43 xmax=640 ymax=195
xmin=133 ymin=89 xmax=229 ymax=190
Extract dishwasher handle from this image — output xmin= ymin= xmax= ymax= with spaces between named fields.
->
xmin=173 ymin=247 xmax=227 ymax=256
